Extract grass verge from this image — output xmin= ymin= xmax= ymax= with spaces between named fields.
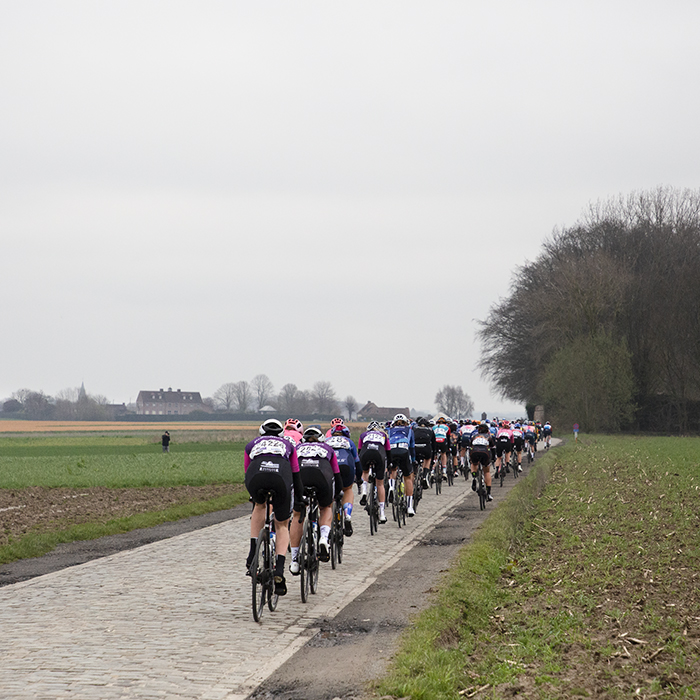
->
xmin=0 ymin=489 xmax=250 ymax=565
xmin=377 ymin=437 xmax=700 ymax=699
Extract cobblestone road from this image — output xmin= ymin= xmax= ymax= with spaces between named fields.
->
xmin=0 ymin=475 xmax=478 ymax=699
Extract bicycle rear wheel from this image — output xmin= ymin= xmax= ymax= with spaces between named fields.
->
xmin=300 ymin=528 xmax=310 ymax=603
xmin=336 ymin=510 xmax=344 ymax=564
xmin=267 ymin=533 xmax=279 ymax=612
xmin=251 ymin=531 xmax=266 ymax=622
xmin=309 ymin=520 xmax=319 ymax=594
xmin=330 ymin=502 xmax=339 ymax=570
xmin=368 ymin=482 xmax=376 ymax=536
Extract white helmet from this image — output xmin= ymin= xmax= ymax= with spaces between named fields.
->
xmin=392 ymin=413 xmax=408 ymax=425
xmin=259 ymin=418 xmax=284 ymax=436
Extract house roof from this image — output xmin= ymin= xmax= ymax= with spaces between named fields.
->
xmin=136 ymin=390 xmax=204 ymax=403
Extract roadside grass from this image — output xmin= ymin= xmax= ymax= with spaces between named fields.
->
xmin=377 ymin=436 xmax=700 ymax=699
xmin=0 ymin=488 xmax=250 ymax=565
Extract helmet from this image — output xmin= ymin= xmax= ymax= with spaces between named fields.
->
xmin=418 ymin=417 xmax=430 ymax=427
xmin=330 ymin=417 xmax=344 ymax=428
xmin=303 ymin=426 xmax=324 ymax=441
xmin=367 ymin=421 xmax=380 ymax=431
xmin=478 ymin=423 xmax=490 ymax=434
xmin=284 ymin=418 xmax=302 ymax=432
xmin=259 ymin=418 xmax=284 ymax=436
xmin=437 ymin=416 xmax=446 ymax=424
xmin=392 ymin=413 xmax=408 ymax=425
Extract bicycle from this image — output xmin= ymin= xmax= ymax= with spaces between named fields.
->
xmin=498 ymin=457 xmax=506 ymax=487
xmin=475 ymin=463 xmax=488 ymax=511
xmin=510 ymin=451 xmax=518 ymax=479
xmin=364 ymin=462 xmax=380 ymax=536
xmin=432 ymin=454 xmax=443 ymax=495
xmin=299 ymin=487 xmax=320 ymax=603
xmin=390 ymin=465 xmax=406 ymax=528
xmin=412 ymin=461 xmax=423 ymax=513
xmin=250 ymin=489 xmax=279 ymax=623
xmin=330 ymin=497 xmax=344 ymax=569
xmin=446 ymin=460 xmax=455 ymax=487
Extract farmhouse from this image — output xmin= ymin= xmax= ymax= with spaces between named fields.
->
xmin=135 ymin=388 xmax=211 ymax=416
xmin=357 ymin=401 xmax=411 ymax=422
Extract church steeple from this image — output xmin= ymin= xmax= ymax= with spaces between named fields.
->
xmin=78 ymin=382 xmax=87 ymax=401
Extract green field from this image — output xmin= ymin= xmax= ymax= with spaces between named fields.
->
xmin=378 ymin=435 xmax=700 ymax=699
xmin=0 ymin=434 xmax=246 ymax=488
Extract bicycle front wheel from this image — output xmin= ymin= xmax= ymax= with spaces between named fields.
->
xmin=251 ymin=531 xmax=266 ymax=622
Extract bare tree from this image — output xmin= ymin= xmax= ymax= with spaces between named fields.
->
xmin=435 ymin=385 xmax=474 ymax=419
xmin=311 ymin=381 xmax=338 ymax=415
xmin=231 ymin=380 xmax=253 ymax=413
xmin=277 ymin=383 xmax=297 ymax=414
xmin=344 ymin=395 xmax=358 ymax=421
xmin=251 ymin=374 xmax=274 ymax=410
xmin=213 ymin=383 xmax=238 ymax=411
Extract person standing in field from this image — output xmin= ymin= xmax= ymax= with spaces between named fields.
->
xmin=161 ymin=431 xmax=171 ymax=453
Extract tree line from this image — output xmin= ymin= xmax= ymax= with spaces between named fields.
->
xmin=212 ymin=375 xmax=359 ymax=419
xmin=478 ymin=187 xmax=700 ymax=433
xmin=3 ymin=387 xmax=112 ymax=420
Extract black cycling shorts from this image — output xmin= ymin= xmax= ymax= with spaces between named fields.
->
xmin=245 ymin=455 xmax=294 ymax=519
xmin=300 ymin=461 xmax=335 ymax=508
xmin=513 ymin=437 xmax=524 ymax=452
xmin=470 ymin=450 xmax=491 ymax=468
xmin=336 ymin=459 xmax=356 ymax=489
xmin=360 ymin=446 xmax=387 ymax=481
xmin=460 ymin=434 xmax=472 ymax=449
xmin=389 ymin=447 xmax=412 ymax=477
xmin=435 ymin=441 xmax=449 ymax=453
xmin=496 ymin=440 xmax=512 ymax=457
xmin=414 ymin=445 xmax=432 ymax=462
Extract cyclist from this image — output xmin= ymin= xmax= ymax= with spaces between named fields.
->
xmin=542 ymin=421 xmax=552 ymax=449
xmin=413 ymin=417 xmax=435 ymax=489
xmin=289 ymin=426 xmax=343 ymax=574
xmin=459 ymin=420 xmax=477 ymax=471
xmin=511 ymin=422 xmax=525 ymax=471
xmin=325 ymin=423 xmax=360 ymax=536
xmin=358 ymin=421 xmax=391 ymax=524
xmin=325 ymin=416 xmax=345 ymax=438
xmin=470 ymin=422 xmax=496 ymax=501
xmin=524 ymin=421 xmax=537 ymax=461
xmin=283 ymin=418 xmax=304 ymax=446
xmin=388 ymin=413 xmax=417 ymax=516
xmin=448 ymin=421 xmax=460 ymax=474
xmin=244 ymin=418 xmax=303 ymax=596
xmin=432 ymin=416 xmax=451 ymax=479
xmin=495 ymin=421 xmax=514 ymax=478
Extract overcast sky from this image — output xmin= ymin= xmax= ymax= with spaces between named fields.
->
xmin=2 ymin=1 xmax=699 ymax=418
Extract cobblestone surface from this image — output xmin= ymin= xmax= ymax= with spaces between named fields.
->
xmin=0 ymin=477 xmax=477 ymax=699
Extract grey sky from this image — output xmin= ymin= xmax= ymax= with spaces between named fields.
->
xmin=2 ymin=2 xmax=699 ymax=417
